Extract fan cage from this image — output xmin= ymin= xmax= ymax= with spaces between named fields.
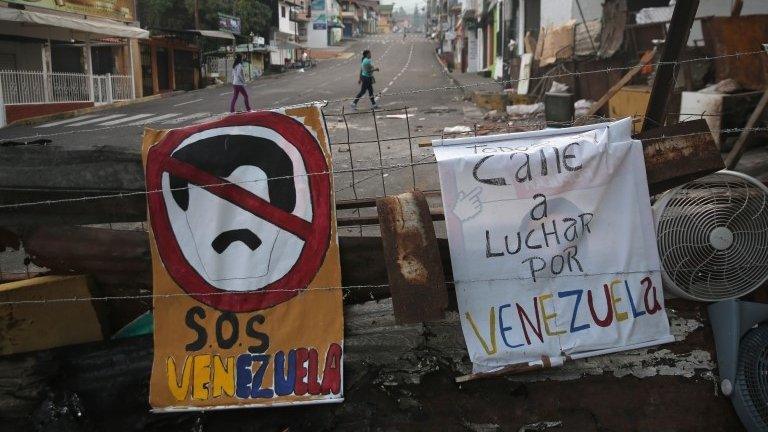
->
xmin=735 ymin=325 xmax=768 ymax=431
xmin=654 ymin=170 xmax=768 ymax=301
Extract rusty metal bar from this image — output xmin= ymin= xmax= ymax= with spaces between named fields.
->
xmin=376 ymin=191 xmax=448 ymax=324
xmin=636 ymin=119 xmax=724 ymax=194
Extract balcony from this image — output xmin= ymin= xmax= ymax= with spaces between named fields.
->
xmin=290 ymin=10 xmax=310 ymax=22
xmin=341 ymin=10 xmax=359 ymax=21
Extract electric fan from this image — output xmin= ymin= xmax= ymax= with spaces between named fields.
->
xmin=653 ymin=170 xmax=768 ymax=301
xmin=709 ymin=300 xmax=768 ymax=432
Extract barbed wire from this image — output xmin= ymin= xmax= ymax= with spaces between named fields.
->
xmin=0 ymin=49 xmax=764 ymax=143
xmin=0 ymin=269 xmax=669 ymax=306
xmin=1 ymin=124 xmax=766 ymax=210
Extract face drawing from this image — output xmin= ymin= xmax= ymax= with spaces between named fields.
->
xmin=160 ymin=126 xmax=313 ymax=293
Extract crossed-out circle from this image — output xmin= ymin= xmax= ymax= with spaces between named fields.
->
xmin=146 ymin=111 xmax=331 ymax=312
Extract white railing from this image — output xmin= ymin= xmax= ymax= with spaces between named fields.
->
xmin=110 ymin=74 xmax=133 ymax=101
xmin=0 ymin=70 xmax=133 ymax=105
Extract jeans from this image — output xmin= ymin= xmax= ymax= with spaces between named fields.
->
xmin=353 ymin=76 xmax=375 ymax=105
xmin=230 ymin=85 xmax=251 ymax=112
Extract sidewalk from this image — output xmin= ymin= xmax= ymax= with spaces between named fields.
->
xmin=448 ymin=71 xmax=503 ymax=98
xmin=433 ymin=52 xmax=503 ymax=100
xmin=312 ymin=42 xmax=353 ymax=59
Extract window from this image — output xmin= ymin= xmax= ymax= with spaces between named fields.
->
xmin=281 ymin=6 xmax=286 ymax=17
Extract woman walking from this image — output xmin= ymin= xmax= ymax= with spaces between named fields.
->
xmin=230 ymin=54 xmax=251 ymax=113
xmin=351 ymin=50 xmax=379 ymax=111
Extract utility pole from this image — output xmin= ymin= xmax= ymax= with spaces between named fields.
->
xmin=195 ymin=0 xmax=201 ymax=30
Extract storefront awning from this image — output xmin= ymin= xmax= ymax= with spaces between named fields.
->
xmin=282 ymin=40 xmax=306 ymax=49
xmin=0 ymin=8 xmax=149 ymax=39
xmin=193 ymin=30 xmax=236 ymax=40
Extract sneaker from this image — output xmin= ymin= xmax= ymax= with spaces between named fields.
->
xmin=372 ymin=103 xmax=380 ymax=110
xmin=350 ymin=103 xmax=358 ymax=111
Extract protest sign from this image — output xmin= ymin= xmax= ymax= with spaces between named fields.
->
xmin=143 ymin=105 xmax=343 ymax=411
xmin=433 ymin=118 xmax=673 ymax=374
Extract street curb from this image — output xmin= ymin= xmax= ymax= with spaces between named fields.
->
xmin=5 ymin=91 xmax=185 ymax=128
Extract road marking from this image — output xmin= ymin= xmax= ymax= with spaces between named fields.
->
xmin=174 ymin=98 xmax=203 ymax=107
xmin=100 ymin=113 xmax=154 ymax=125
xmin=67 ymin=114 xmax=125 ymax=127
xmin=163 ymin=112 xmax=211 ymax=124
xmin=130 ymin=113 xmax=181 ymax=125
xmin=36 ymin=114 xmax=100 ymax=128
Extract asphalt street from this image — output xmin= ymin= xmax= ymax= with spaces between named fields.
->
xmin=0 ymin=33 xmax=481 ymax=239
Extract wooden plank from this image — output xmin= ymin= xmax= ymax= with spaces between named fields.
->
xmin=641 ymin=0 xmax=699 ymax=132
xmin=585 ymin=49 xmax=655 ymax=117
xmin=0 ymin=275 xmax=107 ymax=355
xmin=377 ymin=191 xmax=448 ymax=324
xmin=700 ymin=16 xmax=768 ymax=91
xmin=0 ymin=297 xmax=741 ymax=431
xmin=724 ymin=86 xmax=768 ymax=169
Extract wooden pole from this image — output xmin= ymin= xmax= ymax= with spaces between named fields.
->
xmin=585 ymin=49 xmax=655 ymax=118
xmin=641 ymin=0 xmax=699 ymax=132
xmin=724 ymin=87 xmax=768 ymax=170
xmin=731 ymin=0 xmax=743 ymax=17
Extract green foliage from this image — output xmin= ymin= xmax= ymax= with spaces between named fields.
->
xmin=137 ymin=0 xmax=273 ymax=38
xmin=234 ymin=0 xmax=273 ymax=37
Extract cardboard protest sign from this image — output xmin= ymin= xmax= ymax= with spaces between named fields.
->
xmin=143 ymin=105 xmax=343 ymax=411
xmin=433 ymin=118 xmax=673 ymax=374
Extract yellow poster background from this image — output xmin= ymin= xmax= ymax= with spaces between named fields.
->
xmin=143 ymin=105 xmax=343 ymax=411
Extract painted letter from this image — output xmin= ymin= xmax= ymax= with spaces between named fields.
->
xmin=274 ymin=350 xmax=296 ymax=396
xmin=473 ymin=155 xmax=507 ymax=185
xmin=486 ymin=230 xmax=504 ymax=258
xmin=211 ymin=355 xmax=235 ymax=398
xmin=558 ymin=290 xmax=590 ymax=332
xmin=499 ymin=304 xmax=524 ymax=348
xmin=307 ymin=348 xmax=321 ymax=395
xmin=642 ymin=276 xmax=663 ymax=314
xmin=517 ymin=299 xmax=543 ymax=345
xmin=294 ymin=348 xmax=309 ymax=396
xmin=192 ymin=355 xmax=212 ymax=400
xmin=539 ymin=293 xmax=565 ymax=336
xmin=588 ymin=285 xmax=614 ymax=327
xmin=530 ymin=193 xmax=548 ymax=220
xmin=609 ymin=279 xmax=629 ymax=322
xmin=465 ymin=308 xmax=497 ymax=355
xmin=235 ymin=354 xmax=252 ymax=399
xmin=320 ymin=343 xmax=342 ymax=395
xmin=166 ymin=356 xmax=192 ymax=401
xmin=625 ymin=280 xmax=646 ymax=318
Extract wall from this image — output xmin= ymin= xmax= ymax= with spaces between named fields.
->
xmin=307 ymin=0 xmax=330 ymax=48
xmin=467 ymin=29 xmax=478 ymax=73
xmin=278 ymin=1 xmax=296 ymax=34
xmin=539 ymin=0 xmax=572 ymax=28
xmin=689 ymin=0 xmax=768 ymax=45
xmin=570 ymin=0 xmax=601 ymax=23
xmin=476 ymin=27 xmax=484 ymax=71
xmin=0 ymin=40 xmax=43 ymax=70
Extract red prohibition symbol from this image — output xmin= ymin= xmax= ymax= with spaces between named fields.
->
xmin=146 ymin=111 xmax=332 ymax=312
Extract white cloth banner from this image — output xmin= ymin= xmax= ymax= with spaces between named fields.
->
xmin=433 ymin=119 xmax=673 ymax=374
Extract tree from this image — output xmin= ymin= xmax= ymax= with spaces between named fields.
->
xmin=137 ymin=0 xmax=272 ymax=38
xmin=234 ymin=0 xmax=273 ymax=38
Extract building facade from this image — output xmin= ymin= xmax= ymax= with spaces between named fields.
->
xmin=0 ymin=0 xmax=147 ymax=125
